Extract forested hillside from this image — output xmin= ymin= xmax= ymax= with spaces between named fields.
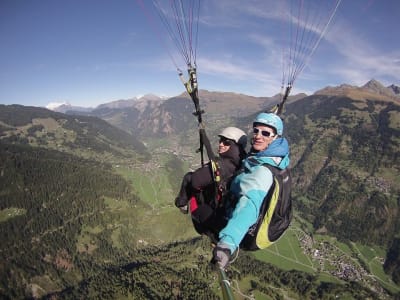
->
xmin=46 ymin=237 xmax=380 ymax=299
xmin=283 ymin=95 xmax=400 ymax=245
xmin=0 ymin=105 xmax=153 ymax=298
xmin=0 ymin=104 xmax=150 ymax=161
xmin=0 ymin=143 xmax=141 ymax=298
xmin=278 ymin=93 xmax=400 ymax=288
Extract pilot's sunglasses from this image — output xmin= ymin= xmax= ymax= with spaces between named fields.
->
xmin=219 ymin=137 xmax=233 ymax=146
xmin=253 ymin=127 xmax=275 ymax=137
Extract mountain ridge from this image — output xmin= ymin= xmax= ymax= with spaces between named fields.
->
xmin=46 ymin=79 xmax=399 ymax=141
xmin=47 ymin=79 xmax=399 ymax=114
xmin=315 ymin=79 xmax=400 ymax=101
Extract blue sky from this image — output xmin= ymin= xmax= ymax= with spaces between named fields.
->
xmin=0 ymin=0 xmax=399 ymax=108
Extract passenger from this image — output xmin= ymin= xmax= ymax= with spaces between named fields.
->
xmin=175 ymin=127 xmax=247 ymax=242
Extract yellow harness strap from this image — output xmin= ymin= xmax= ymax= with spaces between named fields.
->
xmin=211 ymin=160 xmax=220 ymax=183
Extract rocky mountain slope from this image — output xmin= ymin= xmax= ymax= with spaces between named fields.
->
xmin=59 ymin=80 xmax=398 ymax=141
xmin=61 ymin=90 xmax=305 ymax=138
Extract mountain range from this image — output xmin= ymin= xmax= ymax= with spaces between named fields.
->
xmin=49 ymin=79 xmax=399 ymax=115
xmin=0 ymin=79 xmax=400 ymax=299
xmin=48 ymin=79 xmax=399 ymax=140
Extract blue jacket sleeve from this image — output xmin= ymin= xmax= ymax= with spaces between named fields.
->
xmin=218 ymin=165 xmax=274 ymax=253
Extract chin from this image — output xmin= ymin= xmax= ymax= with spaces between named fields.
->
xmin=252 ymin=144 xmax=264 ymax=151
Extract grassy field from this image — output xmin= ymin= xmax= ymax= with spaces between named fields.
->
xmin=115 ymin=153 xmax=198 ymax=245
xmin=0 ymin=207 xmax=26 ymax=222
xmin=253 ymin=227 xmax=316 ymax=274
xmin=253 ymin=222 xmax=400 ymax=294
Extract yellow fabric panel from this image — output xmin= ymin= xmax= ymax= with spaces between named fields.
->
xmin=255 ymin=178 xmax=280 ymax=249
xmin=211 ymin=160 xmax=220 ymax=183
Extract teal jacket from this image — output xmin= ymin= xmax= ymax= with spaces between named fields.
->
xmin=218 ymin=137 xmax=290 ymax=254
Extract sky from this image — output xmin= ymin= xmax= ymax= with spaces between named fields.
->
xmin=0 ymin=0 xmax=399 ymax=109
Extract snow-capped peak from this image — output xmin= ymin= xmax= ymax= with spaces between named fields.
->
xmin=46 ymin=101 xmax=70 ymax=111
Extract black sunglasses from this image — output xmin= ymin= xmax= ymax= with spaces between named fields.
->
xmin=219 ymin=137 xmax=233 ymax=146
xmin=253 ymin=127 xmax=275 ymax=137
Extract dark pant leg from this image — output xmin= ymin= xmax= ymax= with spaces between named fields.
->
xmin=175 ymin=172 xmax=193 ymax=208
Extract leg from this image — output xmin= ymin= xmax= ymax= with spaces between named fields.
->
xmin=175 ymin=172 xmax=193 ymax=208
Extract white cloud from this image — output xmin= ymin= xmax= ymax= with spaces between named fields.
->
xmin=198 ymin=56 xmax=277 ymax=84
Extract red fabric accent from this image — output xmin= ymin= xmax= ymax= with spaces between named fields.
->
xmin=189 ymin=196 xmax=198 ymax=213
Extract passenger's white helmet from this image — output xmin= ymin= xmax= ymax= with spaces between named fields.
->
xmin=218 ymin=127 xmax=247 ymax=149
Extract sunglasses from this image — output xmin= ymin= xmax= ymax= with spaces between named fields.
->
xmin=253 ymin=127 xmax=275 ymax=137
xmin=219 ymin=137 xmax=233 ymax=146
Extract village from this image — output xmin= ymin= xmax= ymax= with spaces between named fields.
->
xmin=298 ymin=230 xmax=387 ymax=295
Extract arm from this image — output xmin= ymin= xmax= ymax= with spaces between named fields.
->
xmin=190 ymin=163 xmax=214 ymax=190
xmin=218 ymin=166 xmax=274 ymax=254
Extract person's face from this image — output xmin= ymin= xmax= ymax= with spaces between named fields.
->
xmin=252 ymin=125 xmax=276 ymax=151
xmin=218 ymin=137 xmax=233 ymax=154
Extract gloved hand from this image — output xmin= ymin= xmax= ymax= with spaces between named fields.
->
xmin=211 ymin=243 xmax=231 ymax=270
xmin=178 ymin=205 xmax=188 ymax=214
xmin=175 ymin=196 xmax=188 ymax=214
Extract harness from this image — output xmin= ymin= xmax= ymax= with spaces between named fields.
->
xmin=191 ymin=159 xmax=228 ymax=210
xmin=211 ymin=160 xmax=222 ymax=203
xmin=188 ymin=157 xmax=236 ymax=243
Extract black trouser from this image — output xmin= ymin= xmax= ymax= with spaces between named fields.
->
xmin=175 ymin=172 xmax=193 ymax=208
xmin=192 ymin=204 xmax=227 ymax=244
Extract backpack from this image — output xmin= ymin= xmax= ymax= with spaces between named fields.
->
xmin=240 ymin=164 xmax=292 ymax=251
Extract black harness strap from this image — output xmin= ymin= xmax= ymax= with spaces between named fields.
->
xmin=269 ymin=85 xmax=292 ymax=116
xmin=179 ymin=65 xmax=207 ymax=166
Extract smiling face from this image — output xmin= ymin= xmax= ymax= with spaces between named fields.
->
xmin=218 ymin=137 xmax=233 ymax=154
xmin=252 ymin=124 xmax=277 ymax=152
